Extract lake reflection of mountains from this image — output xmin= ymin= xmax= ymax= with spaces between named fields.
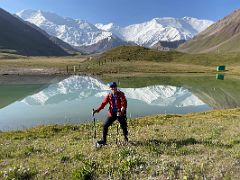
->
xmin=22 ymin=76 xmax=206 ymax=107
xmin=180 ymin=75 xmax=240 ymax=109
xmin=0 ymin=76 xmax=212 ymax=131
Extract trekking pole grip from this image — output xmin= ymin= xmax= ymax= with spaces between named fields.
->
xmin=92 ymin=108 xmax=96 ymax=139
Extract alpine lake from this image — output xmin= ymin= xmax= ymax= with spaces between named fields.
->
xmin=0 ymin=73 xmax=239 ymax=131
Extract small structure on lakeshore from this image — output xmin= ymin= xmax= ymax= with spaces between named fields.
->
xmin=217 ymin=65 xmax=226 ymax=72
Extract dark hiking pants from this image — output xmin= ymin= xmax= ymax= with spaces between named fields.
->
xmin=102 ymin=115 xmax=128 ymax=143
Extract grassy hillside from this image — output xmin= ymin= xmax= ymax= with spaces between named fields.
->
xmin=215 ymin=32 xmax=240 ymax=52
xmin=96 ymin=45 xmax=184 ymax=62
xmin=78 ymin=46 xmax=213 ymax=76
xmin=0 ymin=109 xmax=240 ymax=179
xmin=76 ymin=46 xmax=240 ymax=77
xmin=95 ymin=46 xmax=240 ymax=66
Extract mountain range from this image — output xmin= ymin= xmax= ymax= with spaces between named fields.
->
xmin=17 ymin=9 xmax=213 ymax=53
xmin=2 ymin=7 xmax=240 ymax=56
xmin=178 ymin=9 xmax=240 ymax=53
xmin=96 ymin=17 xmax=213 ymax=47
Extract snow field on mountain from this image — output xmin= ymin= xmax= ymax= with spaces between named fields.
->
xmin=17 ymin=10 xmax=214 ymax=47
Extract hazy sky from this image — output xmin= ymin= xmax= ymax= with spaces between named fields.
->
xmin=0 ymin=0 xmax=240 ymax=26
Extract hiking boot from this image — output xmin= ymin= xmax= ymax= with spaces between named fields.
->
xmin=97 ymin=140 xmax=106 ymax=145
xmin=95 ymin=140 xmax=106 ymax=148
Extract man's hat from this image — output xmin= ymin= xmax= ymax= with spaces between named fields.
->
xmin=108 ymin=82 xmax=117 ymax=88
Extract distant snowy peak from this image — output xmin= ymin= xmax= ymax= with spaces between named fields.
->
xmin=95 ymin=23 xmax=123 ymax=33
xmin=96 ymin=17 xmax=214 ymax=47
xmin=181 ymin=16 xmax=214 ymax=32
xmin=95 ymin=23 xmax=116 ymax=31
xmin=150 ymin=17 xmax=213 ymax=32
xmin=17 ymin=9 xmax=95 ymax=29
xmin=95 ymin=23 xmax=124 ymax=39
xmin=17 ymin=9 xmax=113 ymax=46
xmin=16 ymin=10 xmax=46 ymax=26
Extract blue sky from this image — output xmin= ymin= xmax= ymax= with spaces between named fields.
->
xmin=0 ymin=0 xmax=240 ymax=26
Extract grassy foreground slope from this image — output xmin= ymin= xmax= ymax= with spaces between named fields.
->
xmin=0 ymin=109 xmax=240 ymax=179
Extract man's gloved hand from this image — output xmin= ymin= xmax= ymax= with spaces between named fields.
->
xmin=93 ymin=109 xmax=99 ymax=115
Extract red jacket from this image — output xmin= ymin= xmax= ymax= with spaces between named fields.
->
xmin=96 ymin=90 xmax=127 ymax=117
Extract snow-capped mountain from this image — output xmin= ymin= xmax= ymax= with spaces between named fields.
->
xmin=96 ymin=17 xmax=214 ymax=47
xmin=22 ymin=76 xmax=205 ymax=107
xmin=16 ymin=9 xmax=214 ymax=51
xmin=16 ymin=9 xmax=113 ymax=47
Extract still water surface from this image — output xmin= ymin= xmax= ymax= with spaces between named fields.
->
xmin=1 ymin=74 xmax=239 ymax=131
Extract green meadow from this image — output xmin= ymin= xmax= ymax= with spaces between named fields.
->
xmin=0 ymin=109 xmax=240 ymax=179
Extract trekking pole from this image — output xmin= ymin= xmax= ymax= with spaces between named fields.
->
xmin=116 ymin=123 xmax=119 ymax=145
xmin=92 ymin=109 xmax=96 ymax=144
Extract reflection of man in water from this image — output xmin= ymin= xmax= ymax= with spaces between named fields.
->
xmin=93 ymin=82 xmax=128 ymax=145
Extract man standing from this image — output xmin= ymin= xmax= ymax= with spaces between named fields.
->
xmin=93 ymin=82 xmax=128 ymax=145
